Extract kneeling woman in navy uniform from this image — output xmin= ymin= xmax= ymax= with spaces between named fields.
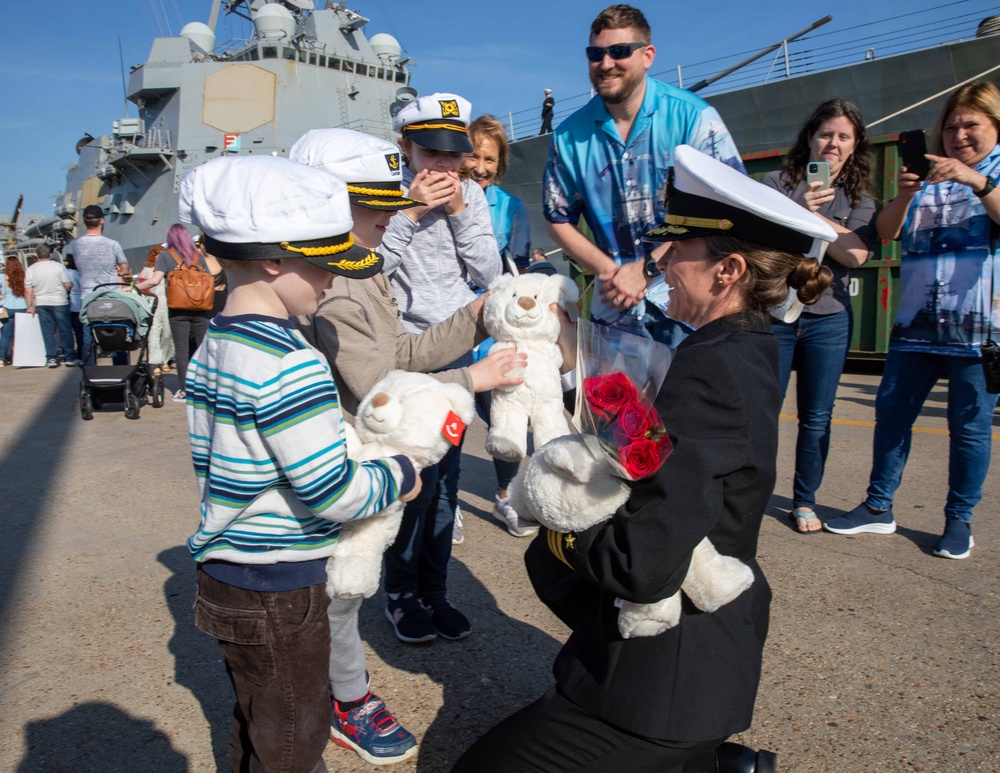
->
xmin=454 ymin=146 xmax=838 ymax=772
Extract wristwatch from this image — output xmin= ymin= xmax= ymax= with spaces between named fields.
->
xmin=975 ymin=177 xmax=996 ymax=198
xmin=642 ymin=257 xmax=660 ymax=278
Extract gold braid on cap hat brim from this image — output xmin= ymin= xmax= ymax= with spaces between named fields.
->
xmin=325 ymin=251 xmax=381 ymax=272
xmin=280 ymin=235 xmax=356 ymax=257
xmin=401 ymin=122 xmax=469 ymax=134
xmin=348 ymin=185 xmax=404 ymax=197
xmin=662 ymin=215 xmax=734 ymax=230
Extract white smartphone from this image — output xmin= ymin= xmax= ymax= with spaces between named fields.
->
xmin=806 ymin=161 xmax=831 ymax=190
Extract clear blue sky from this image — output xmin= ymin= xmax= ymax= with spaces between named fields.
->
xmin=1 ymin=0 xmax=997 ymax=220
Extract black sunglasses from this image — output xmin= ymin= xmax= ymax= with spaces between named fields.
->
xmin=585 ymin=42 xmax=647 ymax=63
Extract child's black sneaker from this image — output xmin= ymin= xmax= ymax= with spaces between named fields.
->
xmin=421 ymin=594 xmax=471 ymax=640
xmin=385 ymin=592 xmax=436 ymax=643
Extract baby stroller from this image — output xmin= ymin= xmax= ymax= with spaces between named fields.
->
xmin=78 ymin=283 xmax=164 ymax=420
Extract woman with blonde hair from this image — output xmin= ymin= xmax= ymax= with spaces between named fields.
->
xmin=465 ymin=114 xmax=531 ymax=273
xmin=825 ymin=81 xmax=1000 ymax=559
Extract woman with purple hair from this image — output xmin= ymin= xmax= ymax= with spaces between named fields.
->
xmin=136 ymin=223 xmax=211 ymax=401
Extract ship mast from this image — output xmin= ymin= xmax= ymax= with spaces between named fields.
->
xmin=207 ymin=0 xmax=222 ymax=32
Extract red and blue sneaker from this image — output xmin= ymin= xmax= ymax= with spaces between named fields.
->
xmin=330 ymin=692 xmax=417 ymax=765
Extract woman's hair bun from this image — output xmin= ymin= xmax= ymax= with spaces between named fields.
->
xmin=789 ymin=258 xmax=834 ymax=306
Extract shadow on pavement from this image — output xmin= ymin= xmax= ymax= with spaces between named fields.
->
xmin=0 ymin=372 xmax=78 ymax=666
xmin=360 ymin=557 xmax=561 ymax=771
xmin=16 ymin=702 xmax=188 ymax=772
xmin=158 ymin=545 xmax=233 ymax=771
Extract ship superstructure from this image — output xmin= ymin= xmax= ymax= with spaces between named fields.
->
xmin=52 ymin=0 xmax=416 ymax=265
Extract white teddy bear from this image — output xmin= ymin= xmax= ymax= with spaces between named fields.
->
xmin=326 ymin=370 xmax=475 ymax=600
xmin=509 ymin=435 xmax=754 ymax=638
xmin=482 ymin=272 xmax=579 ymax=462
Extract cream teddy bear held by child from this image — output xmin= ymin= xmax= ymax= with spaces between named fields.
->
xmin=326 ymin=370 xmax=476 ymax=600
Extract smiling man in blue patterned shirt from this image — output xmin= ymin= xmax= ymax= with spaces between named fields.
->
xmin=543 ymin=4 xmax=745 ymax=344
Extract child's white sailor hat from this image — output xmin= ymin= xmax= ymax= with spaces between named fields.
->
xmin=644 ymin=146 xmax=838 ymax=322
xmin=393 ymin=92 xmax=474 ymax=153
xmin=178 ymin=155 xmax=382 ymax=278
xmin=290 ymin=129 xmax=423 ymax=210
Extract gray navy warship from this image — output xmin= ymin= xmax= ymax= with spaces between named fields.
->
xmin=24 ymin=0 xmax=416 ymax=266
xmin=12 ymin=6 xmax=1000 ymax=269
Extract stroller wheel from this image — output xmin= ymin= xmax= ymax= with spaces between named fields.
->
xmin=124 ymin=392 xmax=141 ymax=420
xmin=151 ymin=376 xmax=165 ymax=408
xmin=80 ymin=385 xmax=93 ymax=421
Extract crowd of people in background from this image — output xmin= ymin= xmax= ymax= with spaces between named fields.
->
xmin=3 ymin=2 xmax=999 ymax=770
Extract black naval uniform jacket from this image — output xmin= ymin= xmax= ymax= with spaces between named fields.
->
xmin=527 ymin=310 xmax=779 ymax=742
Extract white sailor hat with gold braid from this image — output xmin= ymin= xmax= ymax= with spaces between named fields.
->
xmin=644 ymin=145 xmax=838 ymax=322
xmin=290 ymin=128 xmax=423 ymax=210
xmin=178 ymin=155 xmax=383 ymax=278
xmin=393 ymin=92 xmax=474 ymax=153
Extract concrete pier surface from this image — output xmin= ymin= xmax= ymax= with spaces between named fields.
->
xmin=1 ymin=364 xmax=998 ymax=772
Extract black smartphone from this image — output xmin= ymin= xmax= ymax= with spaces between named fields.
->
xmin=898 ymin=130 xmax=931 ymax=180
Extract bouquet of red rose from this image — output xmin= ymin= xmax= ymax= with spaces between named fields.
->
xmin=573 ymin=319 xmax=674 ymax=481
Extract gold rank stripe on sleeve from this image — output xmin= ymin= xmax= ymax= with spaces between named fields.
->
xmin=547 ymin=528 xmax=574 ymax=569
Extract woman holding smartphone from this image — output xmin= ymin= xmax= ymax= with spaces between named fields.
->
xmin=761 ymin=98 xmax=877 ymax=533
xmin=824 ymin=81 xmax=1000 ymax=559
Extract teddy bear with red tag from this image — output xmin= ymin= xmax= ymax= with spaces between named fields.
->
xmin=326 ymin=370 xmax=475 ymax=600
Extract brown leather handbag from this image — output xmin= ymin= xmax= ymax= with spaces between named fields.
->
xmin=165 ymin=249 xmax=214 ymax=311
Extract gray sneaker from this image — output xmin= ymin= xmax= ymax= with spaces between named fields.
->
xmin=492 ymin=495 xmax=538 ymax=537
xmin=451 ymin=506 xmax=464 ymax=545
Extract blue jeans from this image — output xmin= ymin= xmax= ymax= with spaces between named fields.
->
xmin=866 ymin=349 xmax=998 ymax=523
xmin=772 ymin=311 xmax=851 ymax=509
xmin=0 ymin=316 xmax=13 ymax=362
xmin=383 ymin=349 xmax=471 ymax=598
xmin=384 ymin=442 xmax=462 ymax=597
xmin=36 ymin=304 xmax=77 ymax=361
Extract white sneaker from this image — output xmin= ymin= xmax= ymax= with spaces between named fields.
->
xmin=452 ymin=506 xmax=464 ymax=545
xmin=492 ymin=495 xmax=538 ymax=537
xmin=171 ymin=389 xmax=187 ymax=403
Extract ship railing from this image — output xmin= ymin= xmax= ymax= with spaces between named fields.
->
xmin=113 ymin=127 xmax=173 ymax=155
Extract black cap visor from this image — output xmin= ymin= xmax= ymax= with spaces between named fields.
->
xmin=348 ymin=181 xmax=423 ymax=211
xmin=402 ymin=119 xmax=473 ymax=153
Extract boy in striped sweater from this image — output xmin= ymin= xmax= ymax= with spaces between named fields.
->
xmin=179 ymin=155 xmax=421 ymax=773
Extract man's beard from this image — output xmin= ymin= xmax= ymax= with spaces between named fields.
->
xmin=590 ymin=65 xmax=644 ymax=105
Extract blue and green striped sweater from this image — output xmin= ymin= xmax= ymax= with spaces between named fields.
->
xmin=185 ymin=314 xmax=414 ymax=578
